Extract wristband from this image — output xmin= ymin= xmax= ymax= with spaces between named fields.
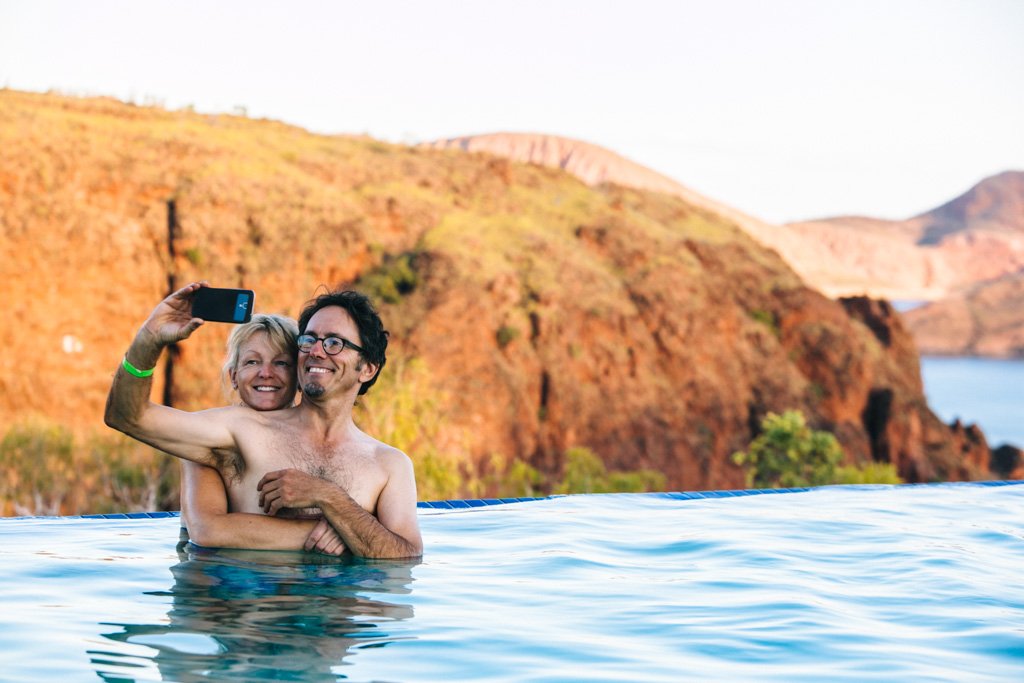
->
xmin=122 ymin=356 xmax=155 ymax=378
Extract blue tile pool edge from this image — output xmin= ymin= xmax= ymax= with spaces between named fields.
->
xmin=4 ymin=479 xmax=1022 ymax=520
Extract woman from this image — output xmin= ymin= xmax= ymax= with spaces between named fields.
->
xmin=179 ymin=313 xmax=345 ymax=555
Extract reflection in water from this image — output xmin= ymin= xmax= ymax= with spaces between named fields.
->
xmin=91 ymin=539 xmax=417 ymax=681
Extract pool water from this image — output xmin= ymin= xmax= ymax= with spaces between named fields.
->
xmin=2 ymin=483 xmax=1023 ymax=682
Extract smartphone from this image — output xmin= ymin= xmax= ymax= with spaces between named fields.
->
xmin=191 ymin=287 xmax=255 ymax=324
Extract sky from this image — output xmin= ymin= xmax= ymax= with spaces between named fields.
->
xmin=1 ymin=0 xmax=1022 ymax=224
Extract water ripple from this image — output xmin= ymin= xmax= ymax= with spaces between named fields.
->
xmin=2 ymin=484 xmax=1023 ymax=681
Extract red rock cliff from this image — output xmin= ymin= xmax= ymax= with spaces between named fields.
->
xmin=0 ymin=91 xmax=998 ymax=496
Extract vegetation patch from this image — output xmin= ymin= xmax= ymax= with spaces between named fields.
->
xmin=555 ymin=446 xmax=666 ymax=494
xmin=0 ymin=419 xmax=179 ymax=516
xmin=496 ymin=325 xmax=521 ymax=348
xmin=358 ymin=251 xmax=420 ymax=304
xmin=732 ymin=410 xmax=904 ymax=488
xmin=749 ymin=308 xmax=780 ymax=337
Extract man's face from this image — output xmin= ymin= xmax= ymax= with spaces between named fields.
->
xmin=299 ymin=306 xmax=376 ymax=400
xmin=231 ymin=331 xmax=298 ymax=412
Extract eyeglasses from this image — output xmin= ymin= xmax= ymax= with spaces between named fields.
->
xmin=296 ymin=334 xmax=365 ymax=356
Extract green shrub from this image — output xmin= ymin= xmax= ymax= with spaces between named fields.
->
xmin=84 ymin=433 xmax=180 ymax=513
xmin=359 ymin=252 xmax=419 ymax=304
xmin=505 ymin=457 xmax=546 ymax=497
xmin=184 ymin=246 xmax=204 ymax=266
xmin=480 ymin=453 xmax=545 ymax=498
xmin=555 ymin=446 xmax=666 ymax=494
xmin=0 ymin=421 xmax=75 ymax=515
xmin=0 ymin=419 xmax=180 ymax=515
xmin=556 ymin=446 xmax=608 ymax=494
xmin=749 ymin=309 xmax=780 ymax=337
xmin=607 ymin=469 xmax=669 ymax=492
xmin=356 ymin=355 xmax=469 ymax=500
xmin=732 ymin=410 xmax=844 ymax=488
xmin=496 ymin=325 xmax=520 ymax=348
xmin=834 ymin=462 xmax=903 ymax=485
xmin=411 ymin=451 xmax=464 ymax=503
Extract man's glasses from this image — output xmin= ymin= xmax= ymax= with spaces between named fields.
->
xmin=296 ymin=334 xmax=364 ymax=356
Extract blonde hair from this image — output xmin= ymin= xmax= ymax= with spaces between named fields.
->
xmin=222 ymin=313 xmax=300 ymax=398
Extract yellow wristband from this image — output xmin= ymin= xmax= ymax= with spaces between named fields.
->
xmin=122 ymin=356 xmax=155 ymax=378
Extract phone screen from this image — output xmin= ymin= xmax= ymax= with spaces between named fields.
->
xmin=191 ymin=287 xmax=254 ymax=324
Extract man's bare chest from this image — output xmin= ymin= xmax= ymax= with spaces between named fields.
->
xmin=231 ymin=426 xmax=384 ymax=512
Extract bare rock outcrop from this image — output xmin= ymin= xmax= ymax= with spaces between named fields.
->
xmin=991 ymin=444 xmax=1024 ymax=479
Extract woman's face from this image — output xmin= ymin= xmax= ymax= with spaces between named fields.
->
xmin=230 ymin=331 xmax=298 ymax=411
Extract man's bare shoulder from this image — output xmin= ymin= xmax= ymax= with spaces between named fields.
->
xmin=357 ymin=432 xmax=412 ymax=468
xmin=379 ymin=447 xmax=416 ymax=485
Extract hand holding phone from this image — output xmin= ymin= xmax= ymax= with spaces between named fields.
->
xmin=191 ymin=287 xmax=255 ymax=324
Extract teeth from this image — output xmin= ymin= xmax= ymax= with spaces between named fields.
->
xmin=308 ymin=367 xmax=331 ymax=374
xmin=254 ymin=386 xmax=278 ymax=392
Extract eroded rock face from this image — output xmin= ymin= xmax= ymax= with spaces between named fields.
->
xmin=0 ymin=91 xmax=1003 ymax=496
xmin=991 ymin=444 xmax=1024 ymax=479
xmin=383 ymin=213 xmax=994 ymax=488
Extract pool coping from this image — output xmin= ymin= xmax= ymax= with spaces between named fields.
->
xmin=4 ymin=479 xmax=1022 ymax=520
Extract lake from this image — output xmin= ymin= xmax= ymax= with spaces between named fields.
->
xmin=920 ymin=356 xmax=1024 ymax=449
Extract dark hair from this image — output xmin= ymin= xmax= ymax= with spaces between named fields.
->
xmin=298 ymin=290 xmax=388 ymax=395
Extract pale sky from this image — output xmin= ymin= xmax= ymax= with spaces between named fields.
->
xmin=1 ymin=0 xmax=1022 ymax=224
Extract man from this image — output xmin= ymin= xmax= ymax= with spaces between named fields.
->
xmin=105 ymin=282 xmax=422 ymax=559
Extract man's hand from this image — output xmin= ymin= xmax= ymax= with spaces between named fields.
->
xmin=141 ymin=281 xmax=207 ymax=347
xmin=304 ymin=518 xmax=347 ymax=556
xmin=257 ymin=468 xmax=330 ymax=515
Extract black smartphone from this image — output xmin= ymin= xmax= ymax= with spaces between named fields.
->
xmin=191 ymin=287 xmax=255 ymax=324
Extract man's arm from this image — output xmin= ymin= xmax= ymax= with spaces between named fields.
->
xmin=104 ymin=283 xmax=235 ymax=465
xmin=181 ymin=461 xmax=347 ymax=555
xmin=257 ymin=453 xmax=423 ymax=559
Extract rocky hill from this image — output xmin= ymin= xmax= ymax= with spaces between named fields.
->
xmin=422 ymin=133 xmax=772 ymax=238
xmin=427 ymin=134 xmax=1024 ymax=303
xmin=0 ymin=90 xmax=1000 ymax=498
xmin=793 ymin=173 xmax=1024 ymax=355
xmin=423 ymin=133 xmax=821 ymax=288
xmin=902 ymin=270 xmax=1024 ymax=357
xmin=910 ymin=170 xmax=1024 ymax=244
xmin=787 ymin=171 xmax=1024 ymax=301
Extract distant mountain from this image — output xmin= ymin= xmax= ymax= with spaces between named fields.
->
xmin=786 ymin=172 xmax=1024 ymax=299
xmin=429 ymin=134 xmax=1024 ymax=302
xmin=902 ymin=269 xmax=1024 ymax=357
xmin=910 ymin=171 xmax=1024 ymax=245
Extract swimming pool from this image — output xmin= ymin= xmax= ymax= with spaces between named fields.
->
xmin=2 ymin=482 xmax=1022 ymax=681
